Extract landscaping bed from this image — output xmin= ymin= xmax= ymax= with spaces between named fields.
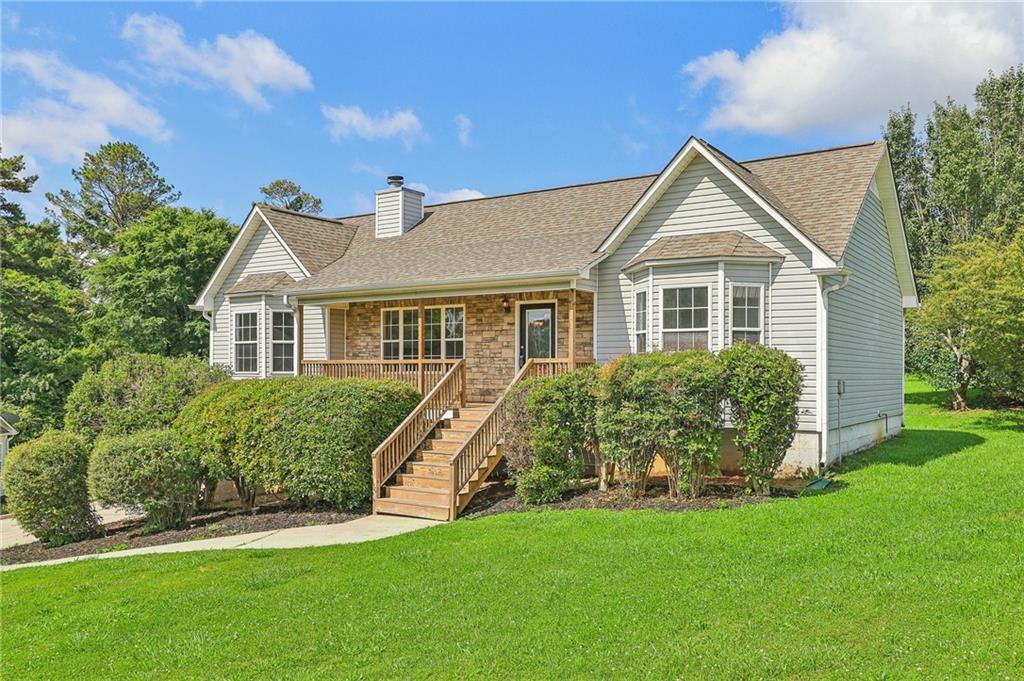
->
xmin=1 ymin=500 xmax=367 ymax=566
xmin=463 ymin=475 xmax=804 ymax=517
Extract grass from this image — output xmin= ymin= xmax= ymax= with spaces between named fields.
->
xmin=3 ymin=378 xmax=1023 ymax=679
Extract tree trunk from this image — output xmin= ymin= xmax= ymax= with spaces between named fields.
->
xmin=597 ymin=461 xmax=614 ymax=492
xmin=951 ymin=382 xmax=970 ymax=411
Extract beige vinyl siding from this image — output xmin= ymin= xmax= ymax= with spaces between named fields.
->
xmin=329 ymin=309 xmax=346 ymax=359
xmin=210 ymin=218 xmax=308 ymax=374
xmin=826 ymin=187 xmax=904 ymax=452
xmin=596 ymin=156 xmax=820 ymax=429
xmin=302 ymin=306 xmax=327 ymax=361
xmin=374 ymin=191 xmax=402 ymax=238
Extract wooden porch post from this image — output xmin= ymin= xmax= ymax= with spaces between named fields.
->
xmin=296 ymin=304 xmax=304 ymax=376
xmin=417 ymin=300 xmax=425 ymax=394
xmin=568 ymin=288 xmax=577 ymax=370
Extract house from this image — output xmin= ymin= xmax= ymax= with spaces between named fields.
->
xmin=192 ymin=137 xmax=917 ymax=520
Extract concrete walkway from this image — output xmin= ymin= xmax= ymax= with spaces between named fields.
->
xmin=1 ymin=506 xmax=140 ymax=550
xmin=1 ymin=515 xmax=440 ymax=572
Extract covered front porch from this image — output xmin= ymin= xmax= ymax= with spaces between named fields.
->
xmin=297 ymin=288 xmax=595 ymax=401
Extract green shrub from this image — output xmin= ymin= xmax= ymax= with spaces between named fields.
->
xmin=596 ymin=353 xmax=676 ymax=498
xmin=88 ymin=430 xmax=204 ymax=532
xmin=176 ymin=377 xmax=421 ymax=510
xmin=65 ymin=353 xmax=227 ymax=444
xmin=720 ymin=343 xmax=803 ymax=494
xmin=515 ymin=465 xmax=570 ymax=505
xmin=500 ymin=377 xmax=545 ymax=476
xmin=1 ymin=431 xmax=97 ymax=546
xmin=658 ymin=351 xmax=725 ymax=498
xmin=527 ymin=366 xmax=600 ymax=488
xmin=274 ymin=377 xmax=421 ymax=509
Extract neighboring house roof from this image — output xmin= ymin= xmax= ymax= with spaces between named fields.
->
xmin=624 ymin=231 xmax=785 ymax=270
xmin=285 ymin=176 xmax=655 ymax=295
xmin=226 ymin=271 xmax=297 ymax=295
xmin=256 ymin=205 xmax=358 ymax=273
xmin=0 ymin=413 xmax=19 ymax=437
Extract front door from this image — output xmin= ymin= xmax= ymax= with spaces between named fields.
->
xmin=518 ymin=303 xmax=556 ymax=367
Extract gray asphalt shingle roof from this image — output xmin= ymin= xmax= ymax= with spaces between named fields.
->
xmin=261 ymin=141 xmax=885 ymax=295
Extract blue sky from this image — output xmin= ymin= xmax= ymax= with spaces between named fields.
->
xmin=3 ymin=2 xmax=1021 ymax=224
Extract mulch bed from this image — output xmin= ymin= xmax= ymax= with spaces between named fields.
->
xmin=2 ymin=501 xmax=368 ymax=566
xmin=462 ymin=475 xmax=803 ymax=518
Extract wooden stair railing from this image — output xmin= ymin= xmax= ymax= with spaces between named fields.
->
xmin=371 ymin=359 xmax=467 ymax=503
xmin=446 ymin=357 xmax=596 ymax=519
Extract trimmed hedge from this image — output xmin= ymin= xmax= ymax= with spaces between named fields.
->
xmin=88 ymin=430 xmax=204 ymax=531
xmin=527 ymin=366 xmax=600 ymax=489
xmin=720 ymin=343 xmax=802 ymax=494
xmin=659 ymin=351 xmax=725 ymax=498
xmin=176 ymin=377 xmax=421 ymax=509
xmin=596 ymin=353 xmax=676 ymax=498
xmin=65 ymin=353 xmax=227 ymax=444
xmin=515 ymin=465 xmax=570 ymax=505
xmin=1 ymin=431 xmax=97 ymax=546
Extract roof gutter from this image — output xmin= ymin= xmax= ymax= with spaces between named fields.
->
xmin=281 ymin=268 xmax=588 ymax=301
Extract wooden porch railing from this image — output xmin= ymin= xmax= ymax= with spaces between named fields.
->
xmin=371 ymin=359 xmax=467 ymax=500
xmin=446 ymin=357 xmax=593 ymax=519
xmin=300 ymin=359 xmax=460 ymax=394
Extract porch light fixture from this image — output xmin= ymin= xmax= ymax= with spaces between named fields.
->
xmin=502 ymin=297 xmax=511 ymax=313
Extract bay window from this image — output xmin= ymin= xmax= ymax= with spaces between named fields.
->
xmin=661 ymin=286 xmax=710 ymax=350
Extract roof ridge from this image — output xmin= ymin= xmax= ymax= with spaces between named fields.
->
xmin=329 ymin=173 xmax=658 ymax=221
xmin=741 ymin=141 xmax=881 ymax=164
xmin=256 ymin=203 xmax=350 ymax=225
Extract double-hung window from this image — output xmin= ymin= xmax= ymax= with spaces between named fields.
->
xmin=661 ymin=286 xmax=710 ymax=350
xmin=731 ymin=285 xmax=763 ymax=345
xmin=271 ymin=311 xmax=295 ymax=373
xmin=382 ymin=306 xmax=465 ymax=359
xmin=634 ymin=290 xmax=647 ymax=353
xmin=234 ymin=312 xmax=258 ymax=373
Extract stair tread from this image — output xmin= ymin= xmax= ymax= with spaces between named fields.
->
xmin=376 ymin=496 xmax=449 ymax=510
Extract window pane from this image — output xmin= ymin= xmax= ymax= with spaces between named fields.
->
xmin=693 ymin=308 xmax=708 ymax=329
xmin=747 ymin=307 xmax=759 ymax=328
xmin=383 ymin=310 xmax=400 ymax=341
xmin=445 ymin=307 xmax=464 ymax=340
xmin=272 ymin=311 xmax=294 ymax=341
xmin=425 ymin=309 xmax=441 ymax=341
xmin=664 ymin=309 xmax=678 ymax=330
xmin=747 ymin=288 xmax=760 ymax=306
xmin=733 ymin=330 xmax=761 ymax=345
xmin=235 ymin=312 xmax=257 ymax=342
xmin=662 ymin=288 xmax=675 ymax=310
xmin=383 ymin=341 xmax=400 ymax=359
xmin=680 ymin=309 xmax=693 ymax=329
xmin=272 ymin=342 xmax=294 ymax=373
xmin=636 ymin=333 xmax=647 ymax=353
xmin=734 ymin=308 xmax=747 ymax=328
xmin=733 ymin=289 xmax=745 ymax=308
xmin=403 ymin=339 xmax=419 ymax=359
xmin=444 ymin=339 xmax=464 ymax=359
xmin=693 ymin=287 xmax=707 ymax=307
xmin=235 ymin=342 xmax=257 ymax=373
xmin=424 ymin=339 xmax=442 ymax=359
xmin=663 ymin=332 xmax=680 ymax=351
xmin=689 ymin=332 xmax=709 ymax=350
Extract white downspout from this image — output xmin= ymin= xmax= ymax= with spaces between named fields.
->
xmin=817 ymin=269 xmax=851 ymax=468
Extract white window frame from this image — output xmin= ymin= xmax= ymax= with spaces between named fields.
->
xmin=634 ymin=289 xmax=648 ymax=353
xmin=270 ymin=310 xmax=296 ymax=374
xmin=729 ymin=282 xmax=764 ymax=346
xmin=659 ymin=284 xmax=712 ymax=351
xmin=232 ymin=309 xmax=260 ymax=375
xmin=380 ymin=305 xmax=466 ymax=360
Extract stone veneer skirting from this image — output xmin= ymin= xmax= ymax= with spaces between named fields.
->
xmin=344 ymin=290 xmax=594 ymax=402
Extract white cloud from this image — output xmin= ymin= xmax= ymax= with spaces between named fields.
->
xmin=321 ymin=104 xmax=424 ymax=149
xmin=454 ymin=113 xmax=472 ymax=146
xmin=684 ymin=2 xmax=1023 ymax=136
xmin=2 ymin=50 xmax=169 ymax=163
xmin=406 ymin=182 xmax=485 ymax=204
xmin=122 ymin=13 xmax=312 ymax=110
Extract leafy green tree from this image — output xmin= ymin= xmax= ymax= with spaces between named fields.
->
xmin=46 ymin=141 xmax=180 ymax=261
xmin=0 ymin=220 xmax=91 ymax=440
xmin=84 ymin=206 xmax=236 ymax=357
xmin=1 ymin=146 xmax=38 ymax=225
xmin=975 ymin=65 xmax=1024 ymax=236
xmin=913 ymin=233 xmax=1024 ymax=410
xmin=259 ymin=178 xmax=323 ymax=214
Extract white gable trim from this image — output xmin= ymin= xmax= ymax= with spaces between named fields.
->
xmin=597 ymin=137 xmax=836 ymax=269
xmin=191 ymin=206 xmax=309 ymax=310
xmin=872 ymin=150 xmax=919 ymax=308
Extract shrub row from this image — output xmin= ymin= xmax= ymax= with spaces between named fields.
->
xmin=175 ymin=376 xmax=421 ymax=510
xmin=504 ymin=344 xmax=802 ymax=503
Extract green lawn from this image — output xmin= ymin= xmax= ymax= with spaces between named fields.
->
xmin=4 ymin=378 xmax=1023 ymax=679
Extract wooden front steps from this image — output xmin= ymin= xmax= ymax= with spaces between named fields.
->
xmin=373 ymin=404 xmax=500 ymax=521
